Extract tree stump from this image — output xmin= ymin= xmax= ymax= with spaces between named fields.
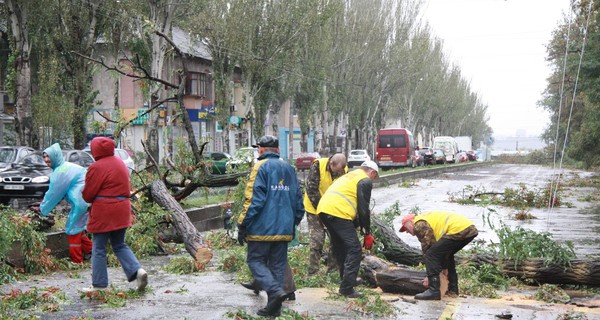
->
xmin=151 ymin=180 xmax=213 ymax=264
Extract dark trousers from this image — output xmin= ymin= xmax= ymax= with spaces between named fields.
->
xmin=246 ymin=241 xmax=288 ymax=297
xmin=319 ymin=213 xmax=362 ymax=294
xmin=424 ymin=236 xmax=476 ymax=281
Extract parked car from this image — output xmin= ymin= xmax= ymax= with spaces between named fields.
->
xmin=0 ymin=152 xmax=52 ymax=206
xmin=84 ymin=146 xmax=135 ymax=174
xmin=433 ymin=149 xmax=447 ymax=164
xmin=466 ymin=150 xmax=477 ymax=161
xmin=418 ymin=147 xmax=435 ymax=165
xmin=456 ymin=151 xmax=469 ymax=163
xmin=295 ymin=152 xmax=320 ymax=171
xmin=227 ymin=147 xmax=259 ymax=172
xmin=203 ymin=152 xmax=231 ymax=174
xmin=115 ymin=148 xmax=136 ymax=173
xmin=63 ymin=150 xmax=95 ymax=168
xmin=0 ymin=150 xmax=95 ymax=206
xmin=412 ymin=150 xmax=425 ymax=167
xmin=0 ymin=146 xmax=35 ymax=171
xmin=347 ymin=149 xmax=370 ymax=168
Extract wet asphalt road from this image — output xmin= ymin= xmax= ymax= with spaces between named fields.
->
xmin=2 ymin=163 xmax=600 ymax=319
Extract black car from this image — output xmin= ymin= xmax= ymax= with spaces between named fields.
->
xmin=0 ymin=146 xmax=35 ymax=171
xmin=0 ymin=150 xmax=94 ymax=206
xmin=419 ymin=147 xmax=435 ymax=165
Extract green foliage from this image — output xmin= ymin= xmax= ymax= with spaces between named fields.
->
xmin=379 ymin=201 xmax=402 ymax=225
xmin=495 ymin=224 xmax=576 ymax=268
xmin=533 ymin=284 xmax=570 ymax=303
xmin=31 ymin=55 xmax=75 ymax=148
xmin=0 ymin=207 xmax=64 ymax=279
xmin=0 ymin=286 xmax=69 ymax=318
xmin=126 ymin=199 xmax=165 ymax=258
xmin=79 ymin=286 xmax=151 ymax=308
xmin=225 ymin=308 xmax=316 ymax=319
xmin=449 ymin=183 xmax=565 ymax=209
xmin=162 ymin=256 xmax=205 ymax=274
xmin=345 ymin=290 xmax=397 ymax=318
xmin=456 ymin=264 xmax=506 ymax=298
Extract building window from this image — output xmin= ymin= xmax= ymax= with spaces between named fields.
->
xmin=186 ymin=72 xmax=209 ymax=98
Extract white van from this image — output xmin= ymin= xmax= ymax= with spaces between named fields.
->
xmin=433 ymin=136 xmax=459 ymax=163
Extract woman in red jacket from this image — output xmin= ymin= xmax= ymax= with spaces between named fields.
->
xmin=82 ymin=137 xmax=147 ymax=291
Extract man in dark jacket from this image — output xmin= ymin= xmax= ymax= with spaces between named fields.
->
xmin=81 ymin=137 xmax=147 ymax=292
xmin=237 ymin=135 xmax=304 ymax=317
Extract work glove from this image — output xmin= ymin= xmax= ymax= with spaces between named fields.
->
xmin=363 ymin=234 xmax=375 ymax=250
xmin=237 ymin=225 xmax=247 ymax=246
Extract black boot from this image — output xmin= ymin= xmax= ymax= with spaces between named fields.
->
xmin=415 ymin=276 xmax=441 ymax=300
xmin=257 ymin=291 xmax=286 ymax=317
xmin=241 ymin=280 xmax=260 ymax=295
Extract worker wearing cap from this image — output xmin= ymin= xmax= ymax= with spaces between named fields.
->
xmin=303 ymin=153 xmax=347 ymax=275
xmin=399 ymin=211 xmax=478 ymax=300
xmin=317 ymin=160 xmax=379 ymax=298
xmin=237 ymin=135 xmax=304 ymax=317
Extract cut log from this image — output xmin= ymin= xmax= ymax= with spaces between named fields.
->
xmin=457 ymin=255 xmax=600 ymax=286
xmin=360 ymin=255 xmax=428 ymax=295
xmin=151 ymin=179 xmax=213 ymax=264
xmin=372 ymin=216 xmax=422 ymax=266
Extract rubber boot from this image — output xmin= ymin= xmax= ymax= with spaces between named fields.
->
xmin=257 ymin=291 xmax=286 ymax=317
xmin=415 ymin=276 xmax=441 ymax=300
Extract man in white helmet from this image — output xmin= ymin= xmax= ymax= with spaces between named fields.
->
xmin=317 ymin=160 xmax=379 ymax=298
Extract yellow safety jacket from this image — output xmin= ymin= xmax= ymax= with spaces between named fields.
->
xmin=303 ymin=158 xmax=335 ymax=214
xmin=317 ymin=169 xmax=369 ymax=221
xmin=415 ymin=210 xmax=474 ymax=241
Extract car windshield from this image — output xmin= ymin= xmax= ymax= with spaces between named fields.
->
xmin=19 ymin=153 xmax=45 ymax=166
xmin=350 ymin=150 xmax=366 ymax=155
xmin=0 ymin=149 xmax=17 ymax=163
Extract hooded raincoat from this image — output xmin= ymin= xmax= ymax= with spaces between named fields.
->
xmin=82 ymin=137 xmax=132 ymax=233
xmin=40 ymin=143 xmax=89 ymax=235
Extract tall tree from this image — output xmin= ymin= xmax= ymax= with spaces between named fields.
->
xmin=5 ymin=0 xmax=34 ymax=146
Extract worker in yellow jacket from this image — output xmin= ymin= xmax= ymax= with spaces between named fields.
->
xmin=303 ymin=153 xmax=347 ymax=274
xmin=399 ymin=211 xmax=478 ymax=300
xmin=317 ymin=161 xmax=379 ymax=298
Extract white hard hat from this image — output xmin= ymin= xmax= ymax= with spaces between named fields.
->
xmin=361 ymin=160 xmax=379 ymax=175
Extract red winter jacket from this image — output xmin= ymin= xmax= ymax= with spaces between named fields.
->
xmin=82 ymin=137 xmax=132 ymax=233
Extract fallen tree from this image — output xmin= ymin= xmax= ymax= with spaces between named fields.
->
xmin=367 ymin=216 xmax=600 ymax=292
xmin=150 ymin=179 xmax=213 ymax=265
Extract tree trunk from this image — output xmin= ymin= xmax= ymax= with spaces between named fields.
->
xmin=456 ymin=254 xmax=600 ymax=286
xmin=7 ymin=0 xmax=34 ymax=146
xmin=360 ymin=255 xmax=427 ymax=295
xmin=150 ymin=179 xmax=212 ymax=264
xmin=372 ymin=216 xmax=422 ymax=266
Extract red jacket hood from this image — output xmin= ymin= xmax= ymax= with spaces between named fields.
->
xmin=90 ymin=137 xmax=115 ymax=160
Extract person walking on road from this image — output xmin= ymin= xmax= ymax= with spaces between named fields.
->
xmin=304 ymin=153 xmax=347 ymax=274
xmin=81 ymin=137 xmax=147 ymax=292
xmin=317 ymin=161 xmax=379 ymax=298
xmin=399 ymin=211 xmax=478 ymax=300
xmin=237 ymin=135 xmax=305 ymax=317
xmin=34 ymin=143 xmax=91 ymax=263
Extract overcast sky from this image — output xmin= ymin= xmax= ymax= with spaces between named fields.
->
xmin=420 ymin=0 xmax=571 ymax=138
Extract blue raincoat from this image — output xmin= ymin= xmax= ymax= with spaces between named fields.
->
xmin=40 ymin=143 xmax=89 ymax=235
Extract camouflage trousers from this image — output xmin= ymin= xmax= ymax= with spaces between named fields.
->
xmin=307 ymin=213 xmax=337 ymax=274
